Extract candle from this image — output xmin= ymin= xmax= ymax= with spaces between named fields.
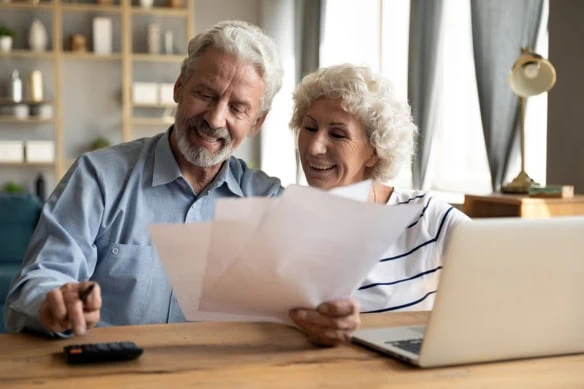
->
xmin=28 ymin=70 xmax=43 ymax=102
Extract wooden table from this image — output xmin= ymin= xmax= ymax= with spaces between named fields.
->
xmin=463 ymin=193 xmax=584 ymax=218
xmin=1 ymin=312 xmax=583 ymax=388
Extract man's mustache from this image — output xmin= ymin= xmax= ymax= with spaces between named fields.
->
xmin=185 ymin=118 xmax=230 ymax=141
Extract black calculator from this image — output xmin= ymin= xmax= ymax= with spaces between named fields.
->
xmin=63 ymin=341 xmax=143 ymax=364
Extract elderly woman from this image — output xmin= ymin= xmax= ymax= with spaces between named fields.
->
xmin=288 ymin=64 xmax=469 ymax=346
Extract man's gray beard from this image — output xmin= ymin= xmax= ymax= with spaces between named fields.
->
xmin=176 ymin=122 xmax=233 ymax=167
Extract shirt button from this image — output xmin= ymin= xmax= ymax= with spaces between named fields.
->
xmin=112 ymin=247 xmax=119 ymax=255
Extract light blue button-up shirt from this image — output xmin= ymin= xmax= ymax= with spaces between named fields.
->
xmin=4 ymin=128 xmax=282 ymax=334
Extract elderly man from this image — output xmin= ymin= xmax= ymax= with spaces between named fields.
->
xmin=4 ymin=20 xmax=358 ymax=346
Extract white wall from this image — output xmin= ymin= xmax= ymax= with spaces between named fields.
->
xmin=195 ymin=0 xmax=260 ymax=31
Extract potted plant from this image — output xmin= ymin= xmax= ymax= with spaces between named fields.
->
xmin=0 ymin=24 xmax=15 ymax=53
xmin=89 ymin=136 xmax=111 ymax=151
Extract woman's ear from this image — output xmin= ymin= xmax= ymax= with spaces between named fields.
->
xmin=365 ymin=149 xmax=379 ymax=168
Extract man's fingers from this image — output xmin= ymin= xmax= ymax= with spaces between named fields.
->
xmin=45 ymin=289 xmax=67 ymax=321
xmin=39 ymin=298 xmax=69 ymax=333
xmin=60 ymin=285 xmax=87 ymax=336
xmin=65 ymin=298 xmax=86 ymax=336
xmin=84 ymin=310 xmax=101 ymax=329
xmin=39 ymin=282 xmax=102 ymax=335
xmin=82 ymin=283 xmax=102 ymax=312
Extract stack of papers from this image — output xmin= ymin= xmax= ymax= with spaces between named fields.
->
xmin=150 ymin=182 xmax=422 ymax=324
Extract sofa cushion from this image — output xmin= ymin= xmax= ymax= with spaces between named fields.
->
xmin=0 ymin=305 xmax=5 ymax=333
xmin=0 ymin=193 xmax=41 ymax=264
xmin=0 ymin=264 xmax=21 ymax=303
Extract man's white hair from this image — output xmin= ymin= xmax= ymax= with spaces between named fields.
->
xmin=181 ymin=20 xmax=283 ymax=113
xmin=289 ymin=64 xmax=418 ymax=182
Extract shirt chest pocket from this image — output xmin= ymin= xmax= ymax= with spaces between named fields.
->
xmin=94 ymin=243 xmax=154 ymax=324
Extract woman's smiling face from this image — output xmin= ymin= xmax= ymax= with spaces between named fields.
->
xmin=298 ymin=97 xmax=378 ymax=189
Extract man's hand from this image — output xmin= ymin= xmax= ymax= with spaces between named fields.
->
xmin=289 ymin=298 xmax=361 ymax=346
xmin=39 ymin=281 xmax=102 ymax=336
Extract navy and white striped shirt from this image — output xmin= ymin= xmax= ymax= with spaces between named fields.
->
xmin=354 ymin=190 xmax=470 ymax=313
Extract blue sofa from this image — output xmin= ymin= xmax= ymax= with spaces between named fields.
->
xmin=0 ymin=193 xmax=41 ymax=333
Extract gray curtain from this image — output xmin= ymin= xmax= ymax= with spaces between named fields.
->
xmin=471 ymin=0 xmax=543 ymax=191
xmin=294 ymin=0 xmax=322 ymax=183
xmin=408 ymin=0 xmax=444 ymax=189
xmin=295 ymin=0 xmax=322 ymax=83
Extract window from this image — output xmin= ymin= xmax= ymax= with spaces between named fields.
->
xmin=293 ymin=0 xmax=549 ymax=200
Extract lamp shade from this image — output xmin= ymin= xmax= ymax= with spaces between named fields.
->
xmin=509 ymin=48 xmax=556 ymax=97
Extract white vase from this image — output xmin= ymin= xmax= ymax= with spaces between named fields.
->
xmin=164 ymin=30 xmax=173 ymax=54
xmin=147 ymin=24 xmax=160 ymax=54
xmin=0 ymin=36 xmax=13 ymax=52
xmin=29 ymin=19 xmax=48 ymax=52
xmin=140 ymin=0 xmax=154 ymax=8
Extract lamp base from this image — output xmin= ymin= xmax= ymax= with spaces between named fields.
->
xmin=501 ymin=170 xmax=540 ymax=194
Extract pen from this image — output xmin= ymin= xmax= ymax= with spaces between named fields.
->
xmin=79 ymin=283 xmax=95 ymax=303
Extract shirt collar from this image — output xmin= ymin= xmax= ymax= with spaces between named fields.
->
xmin=224 ymin=161 xmax=244 ymax=197
xmin=200 ymin=158 xmax=244 ymax=198
xmin=152 ymin=127 xmax=183 ymax=187
xmin=152 ymin=127 xmax=244 ymax=198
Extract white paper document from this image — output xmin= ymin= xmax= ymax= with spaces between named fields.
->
xmin=150 ymin=183 xmax=422 ymax=324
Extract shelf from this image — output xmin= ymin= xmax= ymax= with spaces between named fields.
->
xmin=132 ymin=53 xmax=184 ymax=63
xmin=0 ymin=50 xmax=56 ymax=59
xmin=0 ymin=98 xmax=52 ymax=106
xmin=133 ymin=103 xmax=176 ymax=108
xmin=132 ymin=117 xmax=174 ymax=127
xmin=61 ymin=3 xmax=121 ymax=13
xmin=0 ymin=0 xmax=194 ymax=181
xmin=0 ymin=115 xmax=54 ymax=124
xmin=0 ymin=161 xmax=55 ymax=167
xmin=0 ymin=2 xmax=53 ymax=11
xmin=62 ymin=52 xmax=122 ymax=60
xmin=131 ymin=6 xmax=189 ymax=17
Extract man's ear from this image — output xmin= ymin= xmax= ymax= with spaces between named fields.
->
xmin=173 ymin=74 xmax=184 ymax=103
xmin=248 ymin=111 xmax=269 ymax=137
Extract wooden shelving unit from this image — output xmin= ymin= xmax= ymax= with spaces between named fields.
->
xmin=0 ymin=162 xmax=55 ymax=168
xmin=61 ymin=52 xmax=123 ymax=60
xmin=131 ymin=117 xmax=174 ymax=127
xmin=0 ymin=116 xmax=55 ymax=124
xmin=0 ymin=2 xmax=53 ymax=11
xmin=0 ymin=0 xmax=194 ymax=179
xmin=130 ymin=6 xmax=189 ymax=17
xmin=0 ymin=50 xmax=56 ymax=59
xmin=61 ymin=3 xmax=122 ymax=13
xmin=132 ymin=53 xmax=184 ymax=62
xmin=133 ymin=102 xmax=176 ymax=108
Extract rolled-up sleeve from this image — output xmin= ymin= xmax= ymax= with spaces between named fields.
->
xmin=4 ymin=155 xmax=105 ymax=334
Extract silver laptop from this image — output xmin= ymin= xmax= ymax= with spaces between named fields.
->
xmin=352 ymin=216 xmax=584 ymax=367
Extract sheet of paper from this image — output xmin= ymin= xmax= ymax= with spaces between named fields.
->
xmin=150 ymin=222 xmax=276 ymax=323
xmin=327 ymin=179 xmax=372 ymax=202
xmin=149 ymin=223 xmax=212 ymax=313
xmin=198 ymin=185 xmax=422 ymax=322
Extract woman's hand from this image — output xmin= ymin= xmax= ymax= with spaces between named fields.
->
xmin=290 ymin=298 xmax=360 ymax=346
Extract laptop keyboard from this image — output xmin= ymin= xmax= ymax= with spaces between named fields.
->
xmin=385 ymin=338 xmax=423 ymax=355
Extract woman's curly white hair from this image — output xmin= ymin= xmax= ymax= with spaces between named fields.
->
xmin=289 ymin=64 xmax=417 ymax=182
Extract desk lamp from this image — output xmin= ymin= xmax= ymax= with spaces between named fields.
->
xmin=501 ymin=47 xmax=556 ymax=194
